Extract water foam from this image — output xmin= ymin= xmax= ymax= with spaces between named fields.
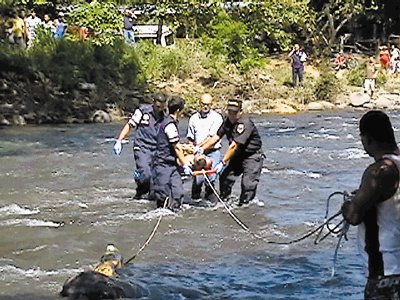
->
xmin=275 ymin=146 xmax=320 ymax=154
xmin=137 ymin=208 xmax=176 ymax=220
xmin=334 ymin=148 xmax=369 ymax=160
xmin=324 ymin=116 xmax=343 ymax=120
xmin=308 ymin=133 xmax=340 ymax=140
xmin=0 ymin=204 xmax=40 ymax=216
xmin=260 ymin=224 xmax=289 ymax=238
xmin=263 ymin=168 xmax=322 ymax=179
xmin=0 ymin=218 xmax=63 ymax=228
xmin=277 ymin=127 xmax=296 ymax=133
xmin=12 ymin=245 xmax=48 ymax=255
xmin=0 ymin=264 xmax=84 ymax=278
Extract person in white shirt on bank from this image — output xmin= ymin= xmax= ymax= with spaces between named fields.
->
xmin=25 ymin=10 xmax=41 ymax=48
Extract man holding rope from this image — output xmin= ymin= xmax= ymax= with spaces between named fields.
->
xmin=199 ymin=98 xmax=264 ymax=206
xmin=342 ymin=110 xmax=400 ymax=299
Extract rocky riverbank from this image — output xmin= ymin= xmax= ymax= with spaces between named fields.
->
xmin=0 ymin=72 xmax=144 ymax=126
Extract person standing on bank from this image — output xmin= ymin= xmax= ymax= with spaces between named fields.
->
xmin=364 ymin=56 xmax=378 ymax=99
xmin=341 ymin=110 xmax=400 ymax=300
xmin=288 ymin=43 xmax=307 ymax=87
xmin=113 ymin=94 xmax=167 ymax=199
xmin=199 ymin=99 xmax=264 ymax=206
xmin=152 ymin=96 xmax=190 ymax=210
xmin=187 ymin=93 xmax=223 ymax=202
xmin=123 ymin=9 xmax=136 ymax=45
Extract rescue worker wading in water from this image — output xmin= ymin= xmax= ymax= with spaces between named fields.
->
xmin=113 ymin=94 xmax=167 ymax=200
xmin=152 ymin=96 xmax=191 ymax=211
xmin=199 ymin=99 xmax=264 ymax=206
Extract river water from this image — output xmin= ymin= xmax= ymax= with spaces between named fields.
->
xmin=1 ymin=110 xmax=395 ymax=299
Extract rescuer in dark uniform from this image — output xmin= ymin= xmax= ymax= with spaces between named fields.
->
xmin=201 ymin=98 xmax=264 ymax=206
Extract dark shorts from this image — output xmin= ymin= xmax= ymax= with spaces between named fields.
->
xmin=365 ymin=275 xmax=400 ymax=300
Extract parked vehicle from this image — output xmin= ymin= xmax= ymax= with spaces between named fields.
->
xmin=134 ymin=24 xmax=174 ymax=47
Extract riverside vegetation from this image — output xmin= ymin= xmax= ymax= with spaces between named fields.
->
xmin=1 ymin=0 xmax=400 ymax=125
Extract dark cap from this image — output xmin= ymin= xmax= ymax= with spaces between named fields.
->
xmin=227 ymin=99 xmax=242 ymax=112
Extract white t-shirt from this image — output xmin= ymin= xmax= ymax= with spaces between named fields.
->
xmin=187 ymin=110 xmax=223 ymax=149
xmin=26 ymin=16 xmax=42 ymax=34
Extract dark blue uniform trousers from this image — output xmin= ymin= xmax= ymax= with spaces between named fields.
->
xmin=219 ymin=151 xmax=264 ymax=204
xmin=292 ymin=65 xmax=304 ymax=86
xmin=152 ymin=161 xmax=184 ymax=209
xmin=134 ymin=148 xmax=153 ymax=197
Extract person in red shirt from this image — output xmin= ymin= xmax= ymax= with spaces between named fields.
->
xmin=379 ymin=45 xmax=391 ymax=72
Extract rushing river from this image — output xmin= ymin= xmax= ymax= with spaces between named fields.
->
xmin=2 ymin=110 xmax=395 ymax=299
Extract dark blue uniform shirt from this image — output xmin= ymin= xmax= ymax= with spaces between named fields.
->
xmin=217 ymin=115 xmax=262 ymax=155
xmin=154 ymin=115 xmax=180 ymax=164
xmin=128 ymin=104 xmax=165 ymax=151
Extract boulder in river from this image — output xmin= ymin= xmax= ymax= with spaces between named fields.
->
xmin=349 ymin=93 xmax=370 ymax=107
xmin=92 ymin=110 xmax=111 ymax=123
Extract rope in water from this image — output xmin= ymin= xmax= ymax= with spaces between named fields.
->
xmin=203 ymin=174 xmax=254 ymax=234
xmin=204 ymin=172 xmax=351 ymax=276
xmin=125 ymin=197 xmax=168 ymax=264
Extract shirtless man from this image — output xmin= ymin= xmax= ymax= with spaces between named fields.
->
xmin=342 ymin=110 xmax=400 ymax=299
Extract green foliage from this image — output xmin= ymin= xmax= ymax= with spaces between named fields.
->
xmin=314 ymin=63 xmax=338 ymax=102
xmin=311 ymin=0 xmax=369 ymax=48
xmin=268 ymin=62 xmax=292 ymax=85
xmin=26 ymin=31 xmax=55 ymax=80
xmin=135 ymin=40 xmax=192 ymax=82
xmin=0 ymin=0 xmax=78 ymax=8
xmin=377 ymin=71 xmax=388 ymax=85
xmin=0 ymin=43 xmax=34 ymax=76
xmin=202 ymin=10 xmax=265 ymax=72
xmin=68 ymin=0 xmax=121 ymax=46
xmin=346 ymin=63 xmax=365 ymax=87
xmin=132 ymin=0 xmax=222 ymax=38
xmin=200 ymin=53 xmax=228 ymax=78
xmin=235 ymin=0 xmax=315 ymax=51
xmin=0 ymin=32 xmax=141 ymax=91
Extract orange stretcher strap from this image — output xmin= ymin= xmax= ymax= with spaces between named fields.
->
xmin=192 ymin=170 xmax=216 ymax=176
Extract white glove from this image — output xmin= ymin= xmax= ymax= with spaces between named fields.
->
xmin=183 ymin=164 xmax=193 ymax=176
xmin=113 ymin=140 xmax=123 ymax=155
xmin=214 ymin=161 xmax=226 ymax=174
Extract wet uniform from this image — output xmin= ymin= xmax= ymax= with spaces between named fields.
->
xmin=128 ymin=104 xmax=165 ymax=198
xmin=152 ymin=115 xmax=184 ymax=210
xmin=187 ymin=109 xmax=223 ymax=200
xmin=217 ymin=115 xmax=264 ymax=204
xmin=358 ymin=154 xmax=400 ymax=299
